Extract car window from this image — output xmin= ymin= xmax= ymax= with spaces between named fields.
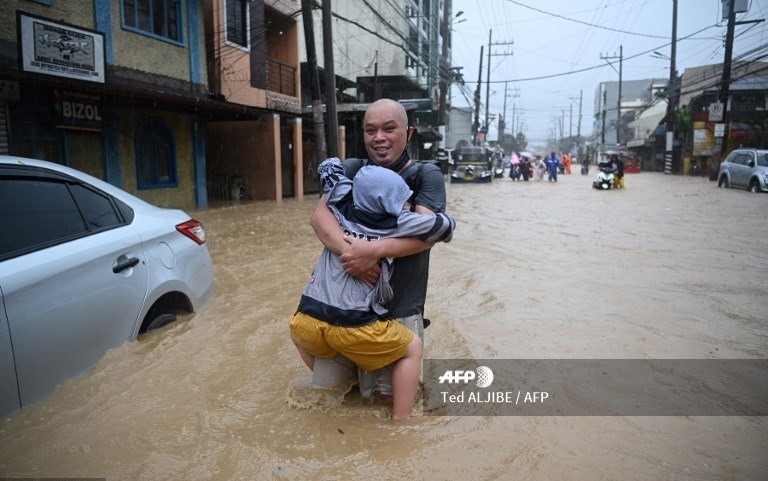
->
xmin=734 ymin=154 xmax=751 ymax=166
xmin=724 ymin=151 xmax=739 ymax=163
xmin=69 ymin=184 xmax=121 ymax=229
xmin=0 ymin=178 xmax=87 ymax=258
xmin=756 ymin=153 xmax=768 ymax=167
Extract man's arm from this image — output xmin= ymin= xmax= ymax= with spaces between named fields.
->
xmin=340 ymin=236 xmax=433 ymax=276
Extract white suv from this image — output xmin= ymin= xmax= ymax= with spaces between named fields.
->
xmin=717 ymin=148 xmax=768 ymax=193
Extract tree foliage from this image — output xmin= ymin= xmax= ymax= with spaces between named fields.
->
xmin=674 ymin=106 xmax=692 ymax=135
xmin=501 ymin=132 xmax=528 ymax=153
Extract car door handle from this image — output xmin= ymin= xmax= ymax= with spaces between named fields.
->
xmin=113 ymin=257 xmax=140 ymax=273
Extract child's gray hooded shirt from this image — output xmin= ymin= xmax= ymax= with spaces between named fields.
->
xmin=297 ymin=158 xmax=455 ymax=327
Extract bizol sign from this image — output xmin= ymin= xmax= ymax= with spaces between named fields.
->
xmin=55 ymin=89 xmax=103 ymax=131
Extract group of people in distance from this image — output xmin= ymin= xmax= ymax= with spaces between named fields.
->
xmin=509 ymin=151 xmax=573 ymax=183
xmin=288 ymin=99 xmax=455 ymax=420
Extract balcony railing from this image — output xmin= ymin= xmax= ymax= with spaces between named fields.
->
xmin=267 ymin=58 xmax=296 ymax=97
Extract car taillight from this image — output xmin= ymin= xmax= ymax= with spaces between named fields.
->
xmin=176 ymin=219 xmax=207 ymax=245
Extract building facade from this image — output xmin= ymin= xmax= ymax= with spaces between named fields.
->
xmin=1 ymin=0 xmax=304 ymax=209
xmin=298 ymin=0 xmax=450 ymax=163
xmin=592 ymin=78 xmax=667 ymax=152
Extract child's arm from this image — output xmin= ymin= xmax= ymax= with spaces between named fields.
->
xmin=317 ymin=157 xmax=352 ymax=203
xmin=394 ymin=211 xmax=456 ymax=244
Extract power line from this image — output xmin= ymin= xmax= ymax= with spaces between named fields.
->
xmin=481 ymin=23 xmax=720 ymax=83
xmin=502 ymin=0 xmax=680 ymax=39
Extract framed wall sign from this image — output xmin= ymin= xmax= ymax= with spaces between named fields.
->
xmin=18 ymin=12 xmax=106 ymax=84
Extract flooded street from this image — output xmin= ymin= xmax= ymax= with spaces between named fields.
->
xmin=1 ymin=171 xmax=767 ymax=480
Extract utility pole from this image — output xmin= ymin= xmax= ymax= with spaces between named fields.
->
xmin=437 ymin=0 xmax=452 ymax=145
xmin=663 ymin=0 xmax=678 ymax=174
xmin=500 ymin=81 xmax=508 ymax=142
xmin=484 ymin=30 xmax=492 ymax=138
xmin=577 ymin=90 xmax=582 ymax=138
xmin=617 ymin=45 xmax=622 ymax=145
xmin=472 ymin=45 xmax=483 ymax=145
xmin=718 ymin=0 xmax=737 ymax=160
xmin=484 ymin=30 xmax=514 ymax=140
xmin=716 ymin=1 xmax=763 ymax=160
xmin=511 ymin=103 xmax=516 ymax=136
xmin=569 ymin=90 xmax=583 ymax=155
xmin=301 ymin=0 xmax=326 ymax=160
xmin=600 ymin=47 xmax=623 ymax=146
xmin=501 ymin=82 xmax=519 ymax=144
xmin=561 ymin=110 xmax=566 ymax=142
xmin=322 ymin=0 xmax=338 ymax=157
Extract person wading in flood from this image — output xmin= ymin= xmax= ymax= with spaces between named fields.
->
xmin=291 ymin=158 xmax=455 ymax=419
xmin=310 ymin=98 xmax=449 ymax=411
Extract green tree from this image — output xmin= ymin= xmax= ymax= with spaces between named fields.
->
xmin=674 ymin=106 xmax=692 ymax=135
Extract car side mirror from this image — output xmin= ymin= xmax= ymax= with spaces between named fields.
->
xmin=749 ymin=160 xmax=755 ymax=168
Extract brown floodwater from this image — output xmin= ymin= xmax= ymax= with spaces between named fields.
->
xmin=1 ymin=171 xmax=766 ymax=480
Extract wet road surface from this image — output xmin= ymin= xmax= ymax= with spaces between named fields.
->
xmin=1 ymin=171 xmax=766 ymax=480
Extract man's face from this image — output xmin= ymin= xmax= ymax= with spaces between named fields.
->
xmin=363 ymin=104 xmax=408 ymax=168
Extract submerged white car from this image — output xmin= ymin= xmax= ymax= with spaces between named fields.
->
xmin=0 ymin=156 xmax=214 ymax=417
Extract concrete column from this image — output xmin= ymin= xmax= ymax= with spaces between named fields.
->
xmin=272 ymin=113 xmax=282 ymax=202
xmin=293 ymin=117 xmax=303 ymax=201
xmin=338 ymin=125 xmax=346 ymax=160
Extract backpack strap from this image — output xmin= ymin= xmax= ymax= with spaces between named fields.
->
xmin=344 ymin=158 xmax=367 ymax=177
xmin=403 ymin=160 xmax=440 ymax=212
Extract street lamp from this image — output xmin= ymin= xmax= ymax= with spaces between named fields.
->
xmin=449 ymin=11 xmax=466 ymax=27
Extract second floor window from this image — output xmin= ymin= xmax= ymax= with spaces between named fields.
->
xmin=226 ymin=0 xmax=249 ymax=48
xmin=123 ymin=0 xmax=183 ymax=43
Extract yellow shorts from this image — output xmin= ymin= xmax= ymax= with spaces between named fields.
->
xmin=289 ymin=311 xmax=414 ymax=372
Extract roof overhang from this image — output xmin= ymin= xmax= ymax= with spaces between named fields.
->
xmin=414 ymin=126 xmax=443 ymax=141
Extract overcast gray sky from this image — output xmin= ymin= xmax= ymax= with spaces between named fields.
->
xmin=448 ymin=0 xmax=767 ymax=149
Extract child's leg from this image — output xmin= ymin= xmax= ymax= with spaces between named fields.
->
xmin=289 ymin=312 xmax=337 ymax=371
xmin=391 ymin=334 xmax=423 ymax=420
xmin=294 ymin=344 xmax=315 ymax=370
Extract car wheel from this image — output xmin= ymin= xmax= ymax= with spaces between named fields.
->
xmin=144 ymin=312 xmax=177 ymax=332
xmin=718 ymin=176 xmax=729 ymax=188
xmin=748 ymin=180 xmax=760 ymax=193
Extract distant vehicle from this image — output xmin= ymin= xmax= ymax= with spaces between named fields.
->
xmin=450 ymin=146 xmax=494 ymax=183
xmin=717 ymin=148 xmax=768 ymax=193
xmin=0 ymin=156 xmax=215 ymax=417
xmin=593 ymin=163 xmax=615 ymax=190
